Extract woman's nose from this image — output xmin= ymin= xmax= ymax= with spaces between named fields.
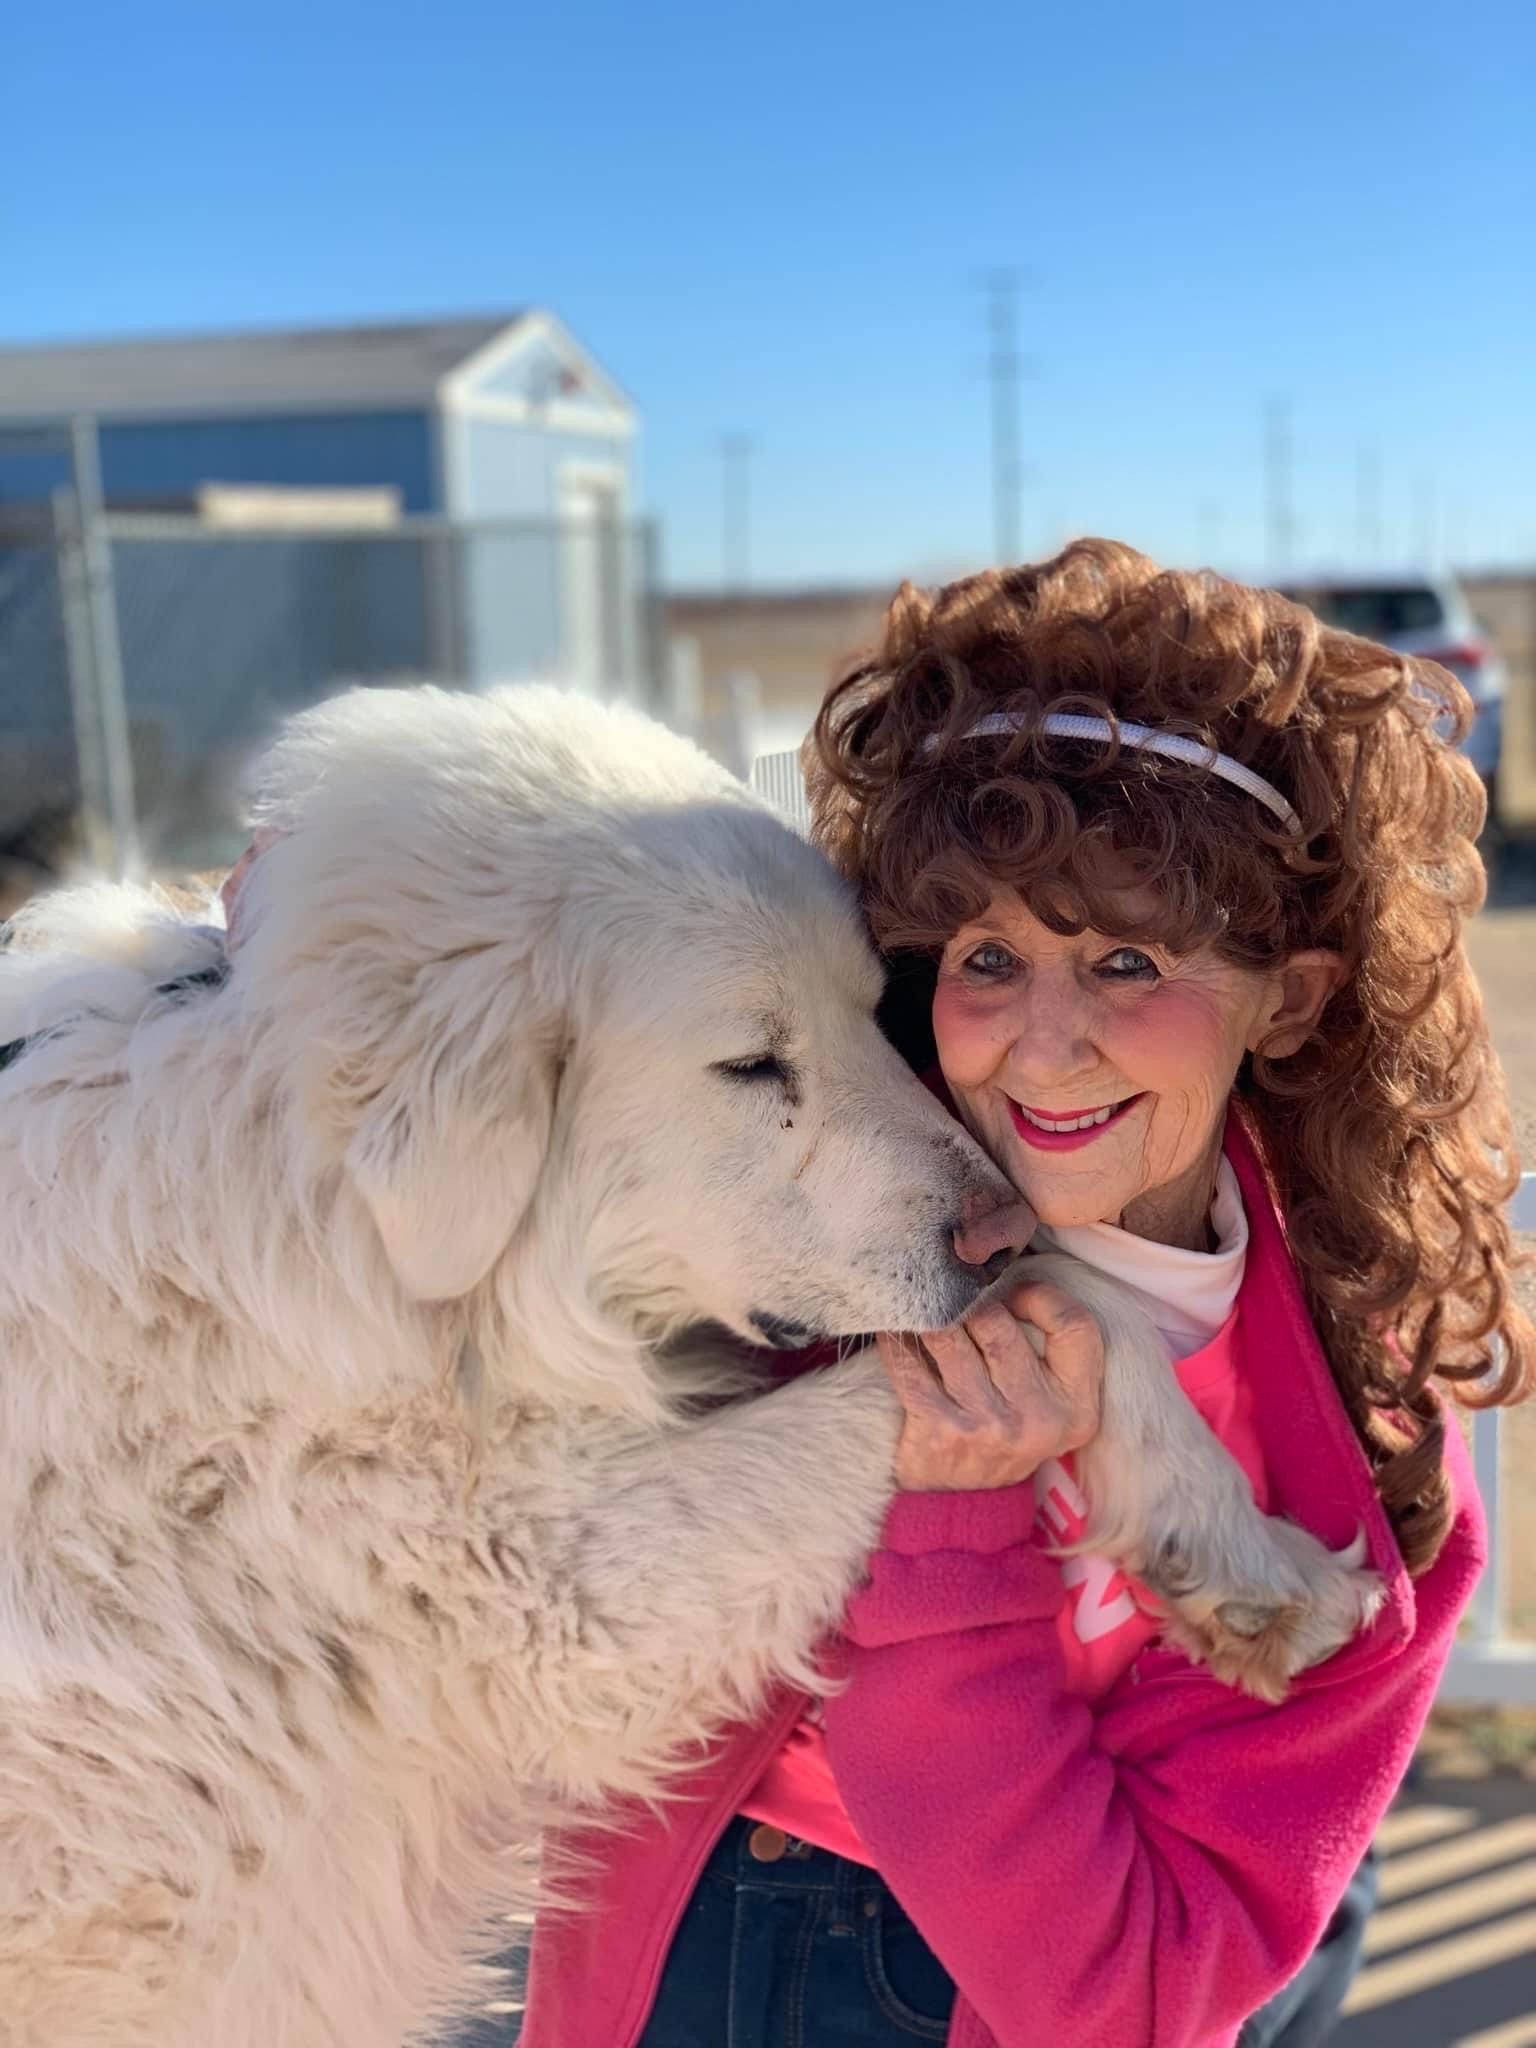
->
xmin=1000 ymin=983 xmax=1099 ymax=1088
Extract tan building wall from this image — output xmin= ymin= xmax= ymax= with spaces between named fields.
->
xmin=665 ymin=587 xmax=891 ymax=721
xmin=668 ymin=576 xmax=1536 ymax=830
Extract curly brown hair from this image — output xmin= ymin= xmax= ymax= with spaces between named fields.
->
xmin=808 ymin=537 xmax=1532 ymax=1574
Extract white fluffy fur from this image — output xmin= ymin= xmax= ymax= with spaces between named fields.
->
xmin=0 ymin=684 xmax=1381 ymax=2048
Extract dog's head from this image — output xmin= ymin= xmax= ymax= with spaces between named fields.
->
xmin=234 ymin=685 xmax=1028 ymax=1362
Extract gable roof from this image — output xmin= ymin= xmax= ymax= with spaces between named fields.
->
xmin=0 ymin=312 xmax=528 ymax=423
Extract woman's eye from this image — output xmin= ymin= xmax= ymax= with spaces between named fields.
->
xmin=1099 ymin=946 xmax=1159 ymax=980
xmin=963 ymin=943 xmax=1017 ymax=979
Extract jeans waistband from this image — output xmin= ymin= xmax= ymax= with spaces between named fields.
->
xmin=713 ymin=1814 xmax=885 ymax=1902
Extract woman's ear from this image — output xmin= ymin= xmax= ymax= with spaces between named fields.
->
xmin=1251 ymin=949 xmax=1344 ymax=1058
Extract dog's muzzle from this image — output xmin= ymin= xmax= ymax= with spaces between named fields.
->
xmin=748 ymin=1311 xmax=819 ymax=1351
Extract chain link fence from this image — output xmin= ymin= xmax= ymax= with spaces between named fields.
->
xmin=0 ymin=492 xmax=665 ymax=879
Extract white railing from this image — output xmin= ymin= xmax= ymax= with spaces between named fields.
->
xmin=1437 ymin=1170 xmax=1536 ymax=1703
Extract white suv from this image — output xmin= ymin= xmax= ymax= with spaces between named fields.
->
xmin=1278 ymin=572 xmax=1506 ymax=803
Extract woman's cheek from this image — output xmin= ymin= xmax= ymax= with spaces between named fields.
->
xmin=931 ymin=977 xmax=1004 ymax=1085
xmin=1107 ymin=982 xmax=1236 ymax=1084
xmin=1110 ymin=987 xmax=1246 ymax=1168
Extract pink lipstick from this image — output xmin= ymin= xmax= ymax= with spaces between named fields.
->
xmin=1006 ymin=1094 xmax=1143 ymax=1152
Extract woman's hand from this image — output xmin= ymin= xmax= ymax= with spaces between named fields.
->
xmin=219 ymin=827 xmax=278 ymax=949
xmin=877 ymin=1282 xmax=1104 ymax=1492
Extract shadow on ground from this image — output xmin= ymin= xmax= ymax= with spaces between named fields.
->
xmin=1335 ymin=1764 xmax=1536 ymax=2047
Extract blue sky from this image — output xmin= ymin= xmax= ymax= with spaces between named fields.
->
xmin=8 ymin=0 xmax=1534 ymax=587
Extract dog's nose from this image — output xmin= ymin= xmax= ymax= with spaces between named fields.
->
xmin=951 ymin=1195 xmax=1036 ymax=1271
xmin=926 ymin=1241 xmax=1013 ymax=1329
xmin=957 ymin=1246 xmax=1016 ymax=1287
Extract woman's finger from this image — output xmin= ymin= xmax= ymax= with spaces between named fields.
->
xmin=1004 ymin=1282 xmax=1103 ymax=1386
xmin=219 ymin=845 xmax=259 ymax=938
xmin=875 ymin=1330 xmax=954 ymax=1418
xmin=958 ymin=1296 xmax=1047 ymax=1404
xmin=220 ymin=826 xmax=279 ymax=950
xmin=1001 ymin=1281 xmax=1104 ymax=1441
xmin=921 ymin=1322 xmax=1008 ymax=1418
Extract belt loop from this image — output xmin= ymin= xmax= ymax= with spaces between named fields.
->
xmin=828 ymin=1842 xmax=860 ymax=1936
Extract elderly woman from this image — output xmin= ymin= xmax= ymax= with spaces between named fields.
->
xmin=511 ymin=540 xmax=1531 ymax=2048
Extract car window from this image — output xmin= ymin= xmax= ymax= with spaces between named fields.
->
xmin=1291 ymin=586 xmax=1446 ymax=638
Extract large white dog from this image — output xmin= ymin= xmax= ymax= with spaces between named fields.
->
xmin=0 ymin=686 xmax=1379 ymax=2048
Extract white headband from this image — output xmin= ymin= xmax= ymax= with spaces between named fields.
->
xmin=932 ymin=712 xmax=1301 ymax=832
xmin=749 ymin=711 xmax=1300 ymax=836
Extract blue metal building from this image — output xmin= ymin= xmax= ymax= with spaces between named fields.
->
xmin=0 ymin=309 xmax=641 ymax=678
xmin=0 ymin=308 xmax=635 ymax=516
xmin=0 ymin=313 xmax=649 ymax=863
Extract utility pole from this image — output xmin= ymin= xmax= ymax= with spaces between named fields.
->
xmin=1263 ymin=397 xmax=1295 ymax=574
xmin=1413 ymin=474 xmax=1439 ymax=566
xmin=719 ymin=433 xmax=754 ymax=590
xmin=1444 ymin=501 xmax=1465 ymax=570
xmin=982 ymin=270 xmax=1024 ymax=565
xmin=1197 ymin=499 xmax=1226 ymax=568
xmin=1355 ymin=440 xmax=1383 ymax=562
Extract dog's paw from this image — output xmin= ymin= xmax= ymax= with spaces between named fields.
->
xmin=1146 ymin=1518 xmax=1385 ymax=1704
xmin=811 ymin=1343 xmax=898 ymax=1410
xmin=769 ymin=1344 xmax=901 ymax=1470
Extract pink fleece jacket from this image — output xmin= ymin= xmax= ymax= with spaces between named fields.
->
xmin=519 ymin=1114 xmax=1486 ymax=2048
xmin=742 ymin=1302 xmax=1261 ymax=1863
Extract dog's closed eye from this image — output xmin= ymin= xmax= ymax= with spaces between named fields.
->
xmin=712 ymin=1055 xmax=792 ymax=1086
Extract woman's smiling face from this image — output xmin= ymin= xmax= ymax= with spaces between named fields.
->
xmin=931 ymin=893 xmax=1331 ymax=1247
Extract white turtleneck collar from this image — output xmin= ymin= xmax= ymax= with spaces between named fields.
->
xmin=1031 ymin=1156 xmax=1248 ymax=1362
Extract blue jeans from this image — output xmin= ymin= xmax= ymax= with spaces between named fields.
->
xmin=1239 ymin=1847 xmax=1379 ymax=2048
xmin=468 ymin=1821 xmax=1376 ymax=2045
xmin=639 ymin=1817 xmax=954 ymax=2046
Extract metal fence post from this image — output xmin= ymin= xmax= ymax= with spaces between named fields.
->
xmin=425 ymin=523 xmax=465 ymax=683
xmin=68 ymin=416 xmax=139 ymax=878
xmin=638 ymin=517 xmax=668 ymax=719
xmin=51 ymin=486 xmax=116 ymax=876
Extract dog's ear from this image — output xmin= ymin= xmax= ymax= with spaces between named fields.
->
xmin=345 ymin=1023 xmax=559 ymax=1302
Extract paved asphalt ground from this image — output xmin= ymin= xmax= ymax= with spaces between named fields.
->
xmin=1335 ymin=1769 xmax=1536 ymax=2048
